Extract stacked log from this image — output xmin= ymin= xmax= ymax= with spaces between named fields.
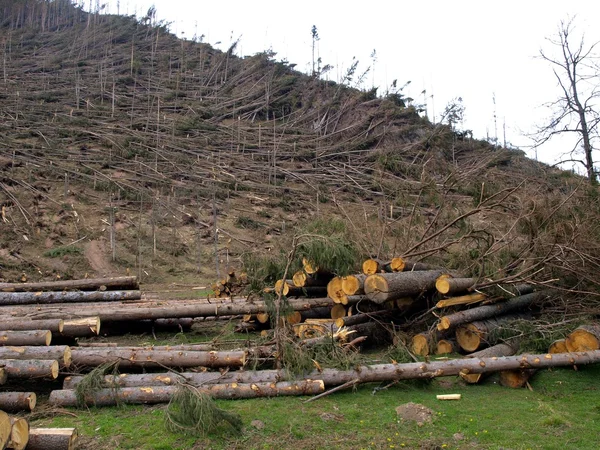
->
xmin=0 ymin=392 xmax=36 ymax=412
xmin=26 ymin=428 xmax=77 ymax=450
xmin=565 ymin=324 xmax=600 ymax=352
xmin=455 ymin=313 xmax=532 ymax=352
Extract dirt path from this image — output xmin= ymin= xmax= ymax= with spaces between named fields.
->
xmin=84 ymin=240 xmax=115 ymax=277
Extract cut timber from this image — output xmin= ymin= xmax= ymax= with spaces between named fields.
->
xmin=435 ymin=339 xmax=457 ymax=355
xmin=362 ymin=258 xmax=385 ymax=275
xmin=0 ymin=330 xmax=51 ymax=346
xmin=62 ymin=350 xmax=600 ymax=389
xmin=286 ymin=311 xmax=302 ymax=325
xmin=25 ymin=428 xmax=78 ymax=450
xmin=61 ymin=317 xmax=100 ymax=337
xmin=499 ymin=369 xmax=536 ymax=388
xmin=0 ymin=319 xmax=63 ymax=333
xmin=436 ymin=293 xmax=487 ymax=308
xmin=330 ymin=304 xmax=346 ymax=320
xmin=0 ymin=411 xmax=10 ymax=450
xmin=0 ymin=290 xmax=141 ymax=305
xmin=435 ymin=277 xmax=475 ymax=295
xmin=327 ymin=277 xmax=346 ymax=304
xmin=0 ymin=276 xmax=138 ymax=292
xmin=274 ymin=279 xmax=292 ymax=296
xmin=548 ymin=339 xmax=568 ymax=354
xmin=459 ymin=342 xmax=518 ymax=384
xmin=565 ymin=324 xmax=600 ymax=352
xmin=0 ymin=346 xmax=71 ymax=368
xmin=411 ymin=333 xmax=433 ymax=356
xmin=70 ymin=348 xmax=246 ymax=369
xmin=341 ymin=274 xmax=367 ymax=296
xmin=437 ymin=291 xmax=550 ymax=331
xmin=364 ymin=270 xmax=444 ymax=303
xmin=0 ymin=359 xmax=58 ymax=379
xmin=301 ymin=258 xmax=319 ymax=275
xmin=300 ymin=307 xmax=334 ymax=321
xmin=335 ymin=310 xmax=395 ymax=329
xmin=0 ymin=392 xmax=36 ymax=412
xmin=256 ymin=313 xmax=270 ymax=324
xmin=50 ymin=380 xmax=325 ymax=407
xmin=9 ymin=417 xmax=29 ymax=450
xmin=456 ymin=314 xmax=531 ymax=353
xmin=437 ymin=394 xmax=461 ymax=400
xmin=293 ymin=271 xmax=333 ymax=288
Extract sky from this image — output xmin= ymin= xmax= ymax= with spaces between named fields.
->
xmin=85 ymin=0 xmax=600 ymax=171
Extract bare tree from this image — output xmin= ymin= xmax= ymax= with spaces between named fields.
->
xmin=537 ymin=18 xmax=599 ymax=185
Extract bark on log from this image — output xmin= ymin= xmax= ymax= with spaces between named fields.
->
xmin=437 ymin=291 xmax=549 ymax=331
xmin=101 ymin=318 xmax=194 ymax=335
xmin=0 ymin=276 xmax=138 ymax=292
xmin=459 ymin=342 xmax=518 ymax=383
xmin=334 ymin=310 xmax=396 ymax=329
xmin=25 ymin=428 xmax=77 ymax=450
xmin=61 ymin=317 xmax=101 ymax=337
xmin=0 ymin=359 xmax=58 ymax=379
xmin=0 ymin=346 xmax=71 ymax=368
xmin=0 ymin=392 xmax=36 ymax=412
xmin=50 ymin=380 xmax=325 ymax=407
xmin=341 ymin=274 xmax=367 ymax=296
xmin=0 ymin=296 xmax=368 ymax=322
xmin=364 ymin=270 xmax=444 ymax=303
xmin=70 ymin=348 xmax=246 ymax=369
xmin=0 ymin=319 xmax=64 ymax=333
xmin=435 ymin=293 xmax=487 ymax=308
xmin=9 ymin=417 xmax=29 ymax=450
xmin=0 ymin=331 xmax=51 ymax=347
xmin=436 ymin=277 xmax=476 ymax=295
xmin=0 ymin=411 xmax=9 ymax=450
xmin=548 ymin=339 xmax=568 ymax=354
xmin=59 ymin=351 xmax=600 ymax=395
xmin=300 ymin=307 xmax=334 ymax=321
xmin=565 ymin=324 xmax=600 ymax=352
xmin=456 ymin=314 xmax=531 ymax=353
xmin=0 ymin=290 xmax=141 ymax=306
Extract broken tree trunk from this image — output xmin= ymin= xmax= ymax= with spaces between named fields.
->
xmin=70 ymin=348 xmax=246 ymax=369
xmin=0 ymin=330 xmax=51 ymax=346
xmin=459 ymin=342 xmax=518 ymax=384
xmin=9 ymin=417 xmax=29 ymax=450
xmin=0 ymin=392 xmax=36 ymax=412
xmin=0 ymin=290 xmax=141 ymax=306
xmin=456 ymin=314 xmax=531 ymax=353
xmin=25 ymin=428 xmax=78 ymax=450
xmin=436 ymin=277 xmax=476 ymax=295
xmin=0 ymin=359 xmax=58 ymax=379
xmin=0 ymin=276 xmax=138 ymax=292
xmin=0 ymin=411 xmax=10 ymax=450
xmin=364 ymin=270 xmax=444 ymax=303
xmin=0 ymin=346 xmax=71 ymax=368
xmin=565 ymin=324 xmax=600 ymax=352
xmin=0 ymin=319 xmax=64 ymax=333
xmin=437 ymin=291 xmax=550 ymax=331
xmin=50 ymin=380 xmax=325 ymax=407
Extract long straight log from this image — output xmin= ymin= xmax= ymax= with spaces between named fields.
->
xmin=50 ymin=380 xmax=326 ymax=407
xmin=456 ymin=313 xmax=531 ymax=353
xmin=61 ymin=350 xmax=600 ymax=393
xmin=364 ymin=270 xmax=444 ymax=303
xmin=437 ymin=291 xmax=550 ymax=331
xmin=0 ymin=346 xmax=71 ymax=368
xmin=0 ymin=276 xmax=138 ymax=292
xmin=0 ymin=330 xmax=51 ymax=346
xmin=0 ymin=297 xmax=369 ymax=322
xmin=0 ymin=392 xmax=36 ymax=412
xmin=25 ymin=428 xmax=78 ymax=450
xmin=70 ymin=348 xmax=246 ymax=369
xmin=0 ymin=359 xmax=58 ymax=379
xmin=9 ymin=417 xmax=29 ymax=450
xmin=0 ymin=319 xmax=64 ymax=333
xmin=0 ymin=290 xmax=141 ymax=306
xmin=436 ymin=277 xmax=476 ymax=295
xmin=459 ymin=342 xmax=518 ymax=383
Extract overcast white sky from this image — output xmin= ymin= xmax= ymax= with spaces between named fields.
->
xmin=88 ymin=0 xmax=600 ymax=171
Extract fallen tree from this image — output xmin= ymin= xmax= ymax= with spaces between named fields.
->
xmin=364 ymin=270 xmax=444 ymax=303
xmin=0 ymin=290 xmax=141 ymax=306
xmin=0 ymin=359 xmax=58 ymax=379
xmin=25 ymin=428 xmax=78 ymax=450
xmin=0 ymin=276 xmax=138 ymax=292
xmin=0 ymin=330 xmax=52 ymax=346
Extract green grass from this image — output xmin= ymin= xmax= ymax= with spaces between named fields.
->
xmin=33 ymin=364 xmax=600 ymax=449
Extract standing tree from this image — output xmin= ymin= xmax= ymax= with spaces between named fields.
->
xmin=311 ymin=25 xmax=319 ymax=76
xmin=537 ymin=18 xmax=599 ymax=185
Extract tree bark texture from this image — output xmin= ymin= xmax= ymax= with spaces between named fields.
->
xmin=25 ymin=428 xmax=78 ymax=450
xmin=0 ymin=290 xmax=140 ymax=306
xmin=0 ymin=330 xmax=52 ymax=347
xmin=0 ymin=346 xmax=71 ymax=368
xmin=0 ymin=319 xmax=64 ymax=333
xmin=455 ymin=313 xmax=531 ymax=352
xmin=0 ymin=392 xmax=36 ymax=412
xmin=50 ymin=380 xmax=326 ymax=407
xmin=0 ymin=276 xmax=138 ymax=292
xmin=364 ymin=270 xmax=444 ymax=303
xmin=0 ymin=359 xmax=58 ymax=379
xmin=9 ymin=417 xmax=29 ymax=450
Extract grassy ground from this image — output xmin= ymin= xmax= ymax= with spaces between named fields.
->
xmin=32 ymin=364 xmax=600 ymax=450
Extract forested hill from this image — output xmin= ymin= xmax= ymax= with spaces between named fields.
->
xmin=0 ymin=0 xmax=598 ymax=303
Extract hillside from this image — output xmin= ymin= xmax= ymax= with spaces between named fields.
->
xmin=0 ymin=1 xmax=598 ymax=304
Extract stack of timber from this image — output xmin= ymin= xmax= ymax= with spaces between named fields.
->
xmin=0 ymin=410 xmax=75 ymax=450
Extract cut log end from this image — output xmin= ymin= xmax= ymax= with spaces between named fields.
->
xmin=565 ymin=326 xmax=600 ymax=352
xmin=362 ymin=259 xmax=380 ymax=275
xmin=330 ymin=304 xmax=346 ymax=320
xmin=0 ymin=411 xmax=10 ymax=450
xmin=456 ymin=324 xmax=482 ymax=353
xmin=548 ymin=339 xmax=568 ymax=354
xmin=9 ymin=417 xmax=29 ymax=450
xmin=411 ymin=334 xmax=430 ymax=356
